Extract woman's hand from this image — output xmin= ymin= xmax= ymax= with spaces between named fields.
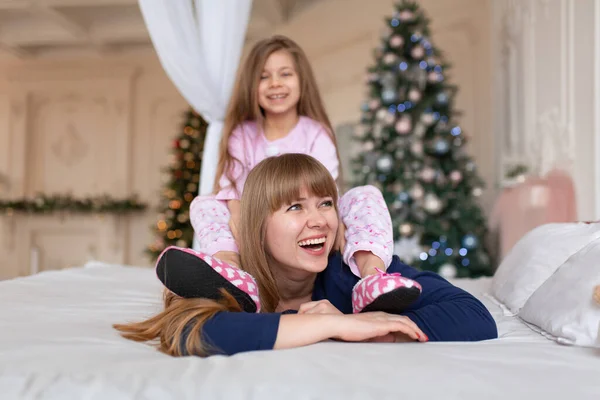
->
xmin=298 ymin=300 xmax=343 ymax=315
xmin=332 ymin=312 xmax=427 ymax=343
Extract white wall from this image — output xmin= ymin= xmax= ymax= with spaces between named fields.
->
xmin=492 ymin=0 xmax=600 ymax=221
xmin=0 ymin=53 xmax=188 ymax=278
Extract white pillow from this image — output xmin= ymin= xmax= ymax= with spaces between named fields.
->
xmin=491 ymin=222 xmax=600 ymax=315
xmin=518 ymin=237 xmax=600 ymax=347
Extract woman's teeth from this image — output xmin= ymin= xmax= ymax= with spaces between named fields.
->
xmin=268 ymin=94 xmax=287 ymax=99
xmin=298 ymin=237 xmax=326 ymax=248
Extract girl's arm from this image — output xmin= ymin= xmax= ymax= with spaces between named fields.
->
xmin=215 ymin=127 xmax=249 ymax=201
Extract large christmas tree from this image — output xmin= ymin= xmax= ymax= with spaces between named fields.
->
xmin=352 ymin=1 xmax=492 ymax=278
xmin=147 ymin=108 xmax=207 ymax=260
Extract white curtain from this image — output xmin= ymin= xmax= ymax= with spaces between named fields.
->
xmin=139 ymin=0 xmax=252 ymax=197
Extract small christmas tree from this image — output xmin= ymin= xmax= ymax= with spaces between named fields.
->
xmin=146 ymin=108 xmax=207 ymax=260
xmin=352 ymin=1 xmax=492 ymax=278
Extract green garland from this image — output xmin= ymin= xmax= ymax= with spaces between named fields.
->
xmin=0 ymin=194 xmax=147 ymax=215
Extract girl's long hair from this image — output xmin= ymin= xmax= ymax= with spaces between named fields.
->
xmin=238 ymin=154 xmax=340 ymax=312
xmin=213 ymin=35 xmax=342 ymax=195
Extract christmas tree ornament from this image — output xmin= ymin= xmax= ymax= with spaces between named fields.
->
xmin=411 ymin=140 xmax=424 ymax=155
xmin=410 ymin=184 xmax=424 ymax=200
xmin=462 ymin=234 xmax=478 ymax=249
xmin=399 ymin=223 xmax=414 ymax=236
xmin=421 ymin=112 xmax=435 ymax=126
xmin=395 ymin=115 xmax=412 ymax=134
xmin=428 ymin=71 xmax=442 ymax=82
xmin=420 ymin=167 xmax=436 ymax=182
xmin=423 ymin=193 xmax=443 ymax=214
xmin=411 ymin=45 xmax=425 ymax=59
xmin=399 ymin=10 xmax=415 ymax=22
xmin=449 ymin=170 xmax=463 ymax=183
xmin=384 ymin=112 xmax=396 ymax=125
xmin=383 ymin=52 xmax=397 ymax=65
xmin=408 ymin=88 xmax=422 ymax=102
xmin=389 ymin=34 xmax=404 ymax=48
xmin=439 ymin=263 xmax=457 ymax=279
xmin=436 ymin=92 xmax=449 ymax=104
xmin=397 ymin=191 xmax=410 ymax=203
xmin=382 ymin=89 xmax=397 ymax=104
xmin=433 ymin=138 xmax=450 ymax=154
xmin=377 ymin=154 xmax=394 ymax=172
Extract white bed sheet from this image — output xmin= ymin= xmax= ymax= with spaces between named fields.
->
xmin=0 ymin=262 xmax=598 ymax=400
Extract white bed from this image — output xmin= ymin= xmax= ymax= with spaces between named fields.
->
xmin=0 ymin=262 xmax=598 ymax=400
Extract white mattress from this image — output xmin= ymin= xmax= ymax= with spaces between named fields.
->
xmin=0 ymin=262 xmax=598 ymax=400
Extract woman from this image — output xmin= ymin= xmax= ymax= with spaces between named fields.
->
xmin=114 ymin=154 xmax=497 ymax=356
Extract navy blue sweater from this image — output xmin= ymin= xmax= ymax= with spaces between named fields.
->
xmin=193 ymin=253 xmax=497 ymax=355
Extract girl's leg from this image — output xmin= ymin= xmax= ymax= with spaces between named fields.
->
xmin=190 ymin=195 xmax=240 ymax=267
xmin=338 ymin=185 xmax=394 ymax=277
xmin=338 ymin=185 xmax=421 ymax=314
xmin=155 ymin=195 xmax=260 ymax=312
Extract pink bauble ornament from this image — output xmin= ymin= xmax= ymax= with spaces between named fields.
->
xmin=399 ymin=10 xmax=415 ymax=21
xmin=421 ymin=113 xmax=434 ymax=125
xmin=369 ymin=99 xmax=381 ymax=110
xmin=411 ymin=141 xmax=423 ymax=155
xmin=428 ymin=71 xmax=441 ymax=82
xmin=411 ymin=46 xmax=425 ymax=59
xmin=389 ymin=35 xmax=404 ymax=48
xmin=420 ymin=167 xmax=436 ymax=182
xmin=384 ymin=112 xmax=396 ymax=125
xmin=408 ymin=89 xmax=422 ymax=102
xmin=395 ymin=116 xmax=412 ymax=135
xmin=383 ymin=53 xmax=397 ymax=65
xmin=376 ymin=108 xmax=388 ymax=121
xmin=449 ymin=170 xmax=463 ymax=183
xmin=410 ymin=184 xmax=424 ymax=200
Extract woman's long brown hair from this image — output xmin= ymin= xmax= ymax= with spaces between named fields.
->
xmin=113 ymin=288 xmax=241 ymax=357
xmin=214 ymin=35 xmax=342 ymax=196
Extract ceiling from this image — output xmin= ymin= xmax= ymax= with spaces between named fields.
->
xmin=0 ymin=0 xmax=320 ymax=61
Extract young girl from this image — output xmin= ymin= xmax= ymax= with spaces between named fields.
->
xmin=160 ymin=35 xmax=419 ymax=315
xmin=116 ymin=154 xmax=497 ymax=357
